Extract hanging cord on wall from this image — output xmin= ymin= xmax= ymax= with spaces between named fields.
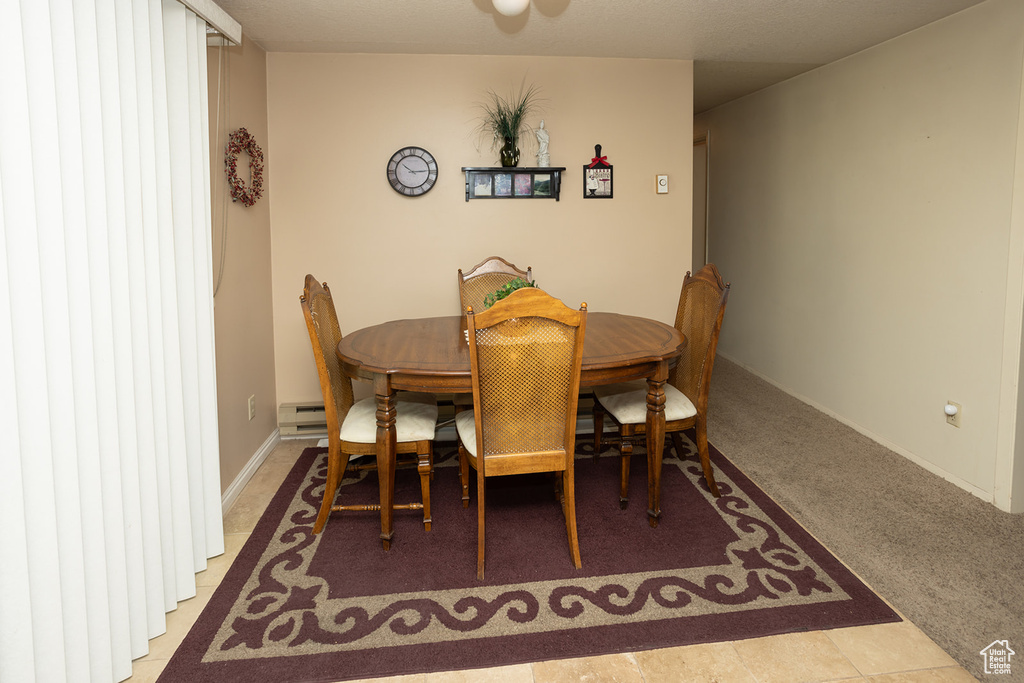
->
xmin=213 ymin=42 xmax=230 ymax=297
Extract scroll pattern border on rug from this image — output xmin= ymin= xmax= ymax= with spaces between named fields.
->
xmin=204 ymin=443 xmax=848 ymax=662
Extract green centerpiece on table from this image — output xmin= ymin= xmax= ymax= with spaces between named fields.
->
xmin=484 ymin=277 xmax=536 ymax=308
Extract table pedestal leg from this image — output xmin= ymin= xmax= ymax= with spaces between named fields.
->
xmin=375 ymin=375 xmax=397 ymax=550
xmin=645 ymin=363 xmax=668 ymax=528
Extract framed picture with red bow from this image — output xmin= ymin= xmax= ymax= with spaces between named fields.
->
xmin=583 ymin=144 xmax=613 ymax=199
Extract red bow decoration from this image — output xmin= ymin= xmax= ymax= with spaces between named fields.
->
xmin=588 ymin=156 xmax=609 ymax=168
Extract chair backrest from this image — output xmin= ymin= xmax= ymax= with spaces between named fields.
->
xmin=458 ymin=256 xmax=533 ymax=315
xmin=466 ymin=287 xmax=586 ymax=473
xmin=300 ymin=275 xmax=355 ymax=442
xmin=670 ymin=263 xmax=730 ymax=411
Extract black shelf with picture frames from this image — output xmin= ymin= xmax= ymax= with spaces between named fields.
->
xmin=461 ymin=167 xmax=566 ymax=201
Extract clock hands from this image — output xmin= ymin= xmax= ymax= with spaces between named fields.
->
xmin=401 ymin=162 xmax=427 ymax=174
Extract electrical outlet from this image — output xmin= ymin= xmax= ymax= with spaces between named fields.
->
xmin=946 ymin=401 xmax=961 ymax=428
xmin=248 ymin=395 xmax=256 ymax=421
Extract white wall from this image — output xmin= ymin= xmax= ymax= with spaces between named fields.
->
xmin=695 ymin=0 xmax=1024 ymax=509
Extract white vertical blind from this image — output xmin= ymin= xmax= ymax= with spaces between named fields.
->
xmin=0 ymin=0 xmax=224 ymax=681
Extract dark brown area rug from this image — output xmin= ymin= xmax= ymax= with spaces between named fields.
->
xmin=158 ymin=435 xmax=899 ymax=682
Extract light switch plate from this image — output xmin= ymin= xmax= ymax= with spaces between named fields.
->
xmin=656 ymin=175 xmax=669 ymax=194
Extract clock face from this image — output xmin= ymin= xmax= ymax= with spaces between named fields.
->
xmin=387 ymin=147 xmax=438 ymax=196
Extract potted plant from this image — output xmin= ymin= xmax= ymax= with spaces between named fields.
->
xmin=484 ymin=277 xmax=536 ymax=307
xmin=478 ymin=82 xmax=542 ymax=167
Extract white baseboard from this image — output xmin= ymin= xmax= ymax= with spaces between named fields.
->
xmin=222 ymin=428 xmax=281 ymax=515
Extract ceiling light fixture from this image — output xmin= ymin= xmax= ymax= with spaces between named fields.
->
xmin=492 ymin=0 xmax=529 ymax=17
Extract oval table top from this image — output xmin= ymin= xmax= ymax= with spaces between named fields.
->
xmin=338 ymin=312 xmax=684 ymax=391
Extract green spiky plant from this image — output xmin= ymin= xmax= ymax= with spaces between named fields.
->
xmin=477 ymin=81 xmax=543 ymax=160
xmin=483 ymin=277 xmax=537 ymax=308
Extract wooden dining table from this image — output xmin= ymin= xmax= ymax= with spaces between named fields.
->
xmin=337 ymin=312 xmax=685 ymax=549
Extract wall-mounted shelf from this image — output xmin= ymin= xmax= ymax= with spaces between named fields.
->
xmin=461 ymin=167 xmax=566 ymax=201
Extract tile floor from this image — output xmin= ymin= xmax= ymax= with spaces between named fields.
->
xmin=127 ymin=439 xmax=978 ymax=683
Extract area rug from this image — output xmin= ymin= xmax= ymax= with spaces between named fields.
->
xmin=158 ymin=435 xmax=900 ymax=682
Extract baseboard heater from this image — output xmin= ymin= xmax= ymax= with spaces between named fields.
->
xmin=278 ymin=401 xmax=328 ymax=438
xmin=279 ymin=396 xmax=596 ymax=440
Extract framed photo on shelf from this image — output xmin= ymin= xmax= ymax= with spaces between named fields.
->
xmin=583 ymin=144 xmax=613 ymax=199
xmin=473 ymin=174 xmax=493 ymax=197
xmin=533 ymin=174 xmax=552 ymax=197
xmin=494 ymin=173 xmax=512 ymax=197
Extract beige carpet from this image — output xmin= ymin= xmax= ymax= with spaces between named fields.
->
xmin=708 ymin=357 xmax=1024 ymax=681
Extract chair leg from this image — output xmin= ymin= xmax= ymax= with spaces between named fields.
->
xmin=476 ymin=467 xmax=486 ymax=580
xmin=670 ymin=431 xmax=687 ymax=460
xmin=418 ymin=444 xmax=432 ymax=531
xmin=592 ymin=402 xmax=605 ymax=461
xmin=314 ymin=446 xmax=349 ymax=534
xmin=562 ymin=466 xmax=582 ymax=569
xmin=428 ymin=443 xmax=435 ymax=481
xmin=695 ymin=417 xmax=721 ymax=497
xmin=619 ymin=436 xmax=632 ymax=509
xmin=458 ymin=444 xmax=470 ymax=508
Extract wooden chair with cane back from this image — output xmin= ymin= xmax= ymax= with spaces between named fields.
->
xmin=300 ymin=274 xmax=439 ymax=534
xmin=457 ymin=256 xmax=534 ymax=316
xmin=592 ymin=263 xmax=730 ymax=505
xmin=453 ymin=256 xmax=535 ymax=410
xmin=456 ymin=287 xmax=587 ymax=580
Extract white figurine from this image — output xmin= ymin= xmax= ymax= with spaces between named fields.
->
xmin=536 ymin=120 xmax=550 ymax=167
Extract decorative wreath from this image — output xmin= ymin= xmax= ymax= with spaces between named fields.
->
xmin=225 ymin=128 xmax=264 ymax=207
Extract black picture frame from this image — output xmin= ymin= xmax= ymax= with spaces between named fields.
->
xmin=461 ymin=167 xmax=566 ymax=201
xmin=583 ymin=144 xmax=613 ymax=199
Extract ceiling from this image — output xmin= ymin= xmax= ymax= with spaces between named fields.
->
xmin=212 ymin=0 xmax=988 ymax=113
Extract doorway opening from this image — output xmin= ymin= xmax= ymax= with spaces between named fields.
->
xmin=693 ymin=134 xmax=709 ymax=273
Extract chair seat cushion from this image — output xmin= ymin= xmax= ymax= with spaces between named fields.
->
xmin=593 ymin=380 xmax=696 ymax=425
xmin=455 ymin=409 xmax=478 ymax=456
xmin=340 ymin=392 xmax=439 ymax=444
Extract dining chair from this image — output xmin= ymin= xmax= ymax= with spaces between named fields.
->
xmin=592 ymin=263 xmax=730 ymax=504
xmin=457 ymin=256 xmax=533 ymax=315
xmin=300 ymin=274 xmax=439 ymax=534
xmin=457 ymin=287 xmax=588 ymax=580
xmin=453 ymin=256 xmax=535 ymax=412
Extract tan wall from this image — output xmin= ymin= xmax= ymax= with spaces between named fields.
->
xmin=1011 ymin=36 xmax=1024 ymax=513
xmin=208 ymin=35 xmax=278 ymax=492
xmin=267 ymin=55 xmax=694 ymax=405
xmin=695 ymin=0 xmax=1024 ymax=508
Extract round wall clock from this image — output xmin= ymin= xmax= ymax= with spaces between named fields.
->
xmin=387 ymin=147 xmax=438 ymax=196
